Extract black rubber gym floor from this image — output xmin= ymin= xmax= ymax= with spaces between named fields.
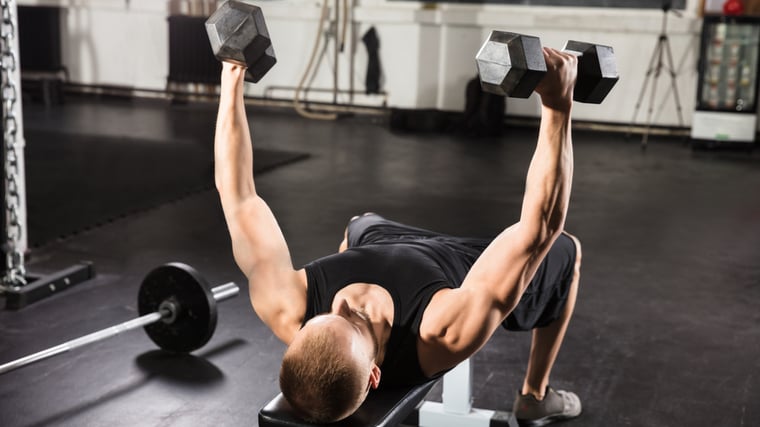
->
xmin=1 ymin=96 xmax=759 ymax=427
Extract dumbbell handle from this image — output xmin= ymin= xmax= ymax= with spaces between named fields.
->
xmin=0 ymin=282 xmax=238 ymax=375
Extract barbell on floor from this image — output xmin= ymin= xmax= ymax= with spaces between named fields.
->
xmin=0 ymin=262 xmax=239 ymax=375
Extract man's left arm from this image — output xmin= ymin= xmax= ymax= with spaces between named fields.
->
xmin=419 ymin=48 xmax=577 ymax=367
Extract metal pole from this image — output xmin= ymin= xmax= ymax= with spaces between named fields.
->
xmin=0 ymin=312 xmax=164 ymax=375
xmin=0 ymin=282 xmax=239 ymax=375
xmin=0 ymin=3 xmax=95 ymax=307
xmin=0 ymin=0 xmax=28 ymax=287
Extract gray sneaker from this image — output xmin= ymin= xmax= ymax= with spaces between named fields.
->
xmin=512 ymin=387 xmax=582 ymax=426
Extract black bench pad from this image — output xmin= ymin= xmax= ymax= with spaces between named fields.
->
xmin=258 ymin=380 xmax=438 ymax=427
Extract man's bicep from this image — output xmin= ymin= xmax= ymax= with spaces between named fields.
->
xmin=419 ymin=289 xmax=506 ymax=373
xmin=420 ymin=263 xmax=530 ymax=370
xmin=434 ymin=223 xmax=556 ymax=352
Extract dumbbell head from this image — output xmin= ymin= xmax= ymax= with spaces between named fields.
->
xmin=563 ymin=40 xmax=619 ymax=104
xmin=138 ymin=263 xmax=218 ymax=353
xmin=205 ymin=0 xmax=277 ymax=83
xmin=476 ymin=31 xmax=547 ymax=98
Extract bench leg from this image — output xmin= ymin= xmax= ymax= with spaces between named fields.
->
xmin=416 ymin=359 xmax=519 ymax=427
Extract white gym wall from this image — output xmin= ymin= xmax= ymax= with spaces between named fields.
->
xmin=18 ymin=0 xmax=703 ymax=126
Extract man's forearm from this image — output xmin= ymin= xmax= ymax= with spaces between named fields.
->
xmin=519 ymin=106 xmax=573 ymax=247
xmin=214 ymin=64 xmax=256 ymax=203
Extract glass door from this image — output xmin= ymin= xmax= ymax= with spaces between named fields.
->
xmin=697 ymin=17 xmax=760 ymax=113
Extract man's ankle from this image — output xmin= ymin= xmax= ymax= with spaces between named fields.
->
xmin=521 ymin=384 xmax=548 ymax=401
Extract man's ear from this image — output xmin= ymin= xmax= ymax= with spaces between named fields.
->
xmin=369 ymin=364 xmax=381 ymax=390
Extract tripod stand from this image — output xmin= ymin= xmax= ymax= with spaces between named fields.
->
xmin=629 ymin=1 xmax=685 ymax=148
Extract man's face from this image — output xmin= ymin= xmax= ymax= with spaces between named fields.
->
xmin=303 ymin=299 xmax=379 ymax=364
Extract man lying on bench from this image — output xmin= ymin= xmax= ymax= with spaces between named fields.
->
xmin=213 ymin=48 xmax=583 ymax=426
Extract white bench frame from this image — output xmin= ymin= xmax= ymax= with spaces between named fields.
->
xmin=416 ymin=359 xmax=519 ymax=427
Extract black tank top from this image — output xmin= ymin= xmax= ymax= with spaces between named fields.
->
xmin=303 ymin=237 xmax=487 ymax=386
xmin=302 ymin=215 xmax=576 ymax=387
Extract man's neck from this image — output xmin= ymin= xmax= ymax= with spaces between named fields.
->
xmin=372 ymin=315 xmax=392 ymax=366
xmin=362 ymin=287 xmax=394 ymax=366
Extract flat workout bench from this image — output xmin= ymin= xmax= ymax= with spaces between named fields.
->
xmin=259 ymin=379 xmax=437 ymax=427
xmin=259 ymin=360 xmax=519 ymax=427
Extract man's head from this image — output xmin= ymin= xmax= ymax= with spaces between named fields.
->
xmin=279 ymin=299 xmax=381 ymax=423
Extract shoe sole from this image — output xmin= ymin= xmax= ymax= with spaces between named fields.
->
xmin=516 ymin=413 xmax=579 ymax=427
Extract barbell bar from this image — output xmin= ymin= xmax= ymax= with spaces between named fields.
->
xmin=0 ymin=263 xmax=239 ymax=375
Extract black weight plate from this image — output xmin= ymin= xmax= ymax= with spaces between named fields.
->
xmin=138 ymin=263 xmax=217 ymax=353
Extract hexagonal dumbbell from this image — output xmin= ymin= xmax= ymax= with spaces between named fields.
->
xmin=205 ymin=0 xmax=276 ymax=83
xmin=476 ymin=31 xmax=547 ymax=99
xmin=475 ymin=31 xmax=619 ymax=103
xmin=564 ymin=40 xmax=619 ymax=104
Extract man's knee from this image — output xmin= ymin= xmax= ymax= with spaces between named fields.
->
xmin=342 ymin=213 xmax=375 ymax=252
xmin=352 ymin=212 xmax=375 ymax=220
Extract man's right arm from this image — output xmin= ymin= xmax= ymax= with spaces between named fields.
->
xmin=214 ymin=63 xmax=306 ymax=345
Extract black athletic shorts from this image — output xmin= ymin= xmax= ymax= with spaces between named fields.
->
xmin=346 ymin=213 xmax=577 ymax=331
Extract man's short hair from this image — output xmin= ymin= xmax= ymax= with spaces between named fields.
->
xmin=280 ymin=327 xmax=366 ymax=423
